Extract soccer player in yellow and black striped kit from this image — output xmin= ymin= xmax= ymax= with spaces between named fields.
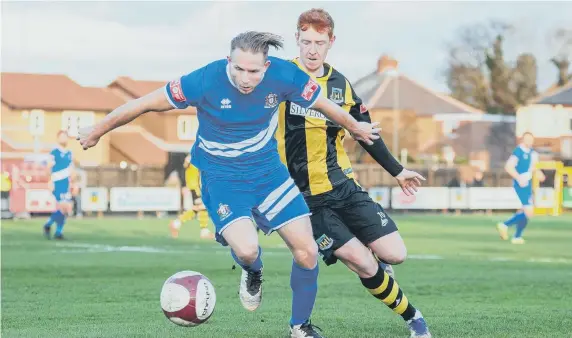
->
xmin=169 ymin=155 xmax=213 ymax=239
xmin=275 ymin=8 xmax=431 ymax=337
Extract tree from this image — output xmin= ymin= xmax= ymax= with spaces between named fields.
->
xmin=549 ymin=28 xmax=572 ymax=86
xmin=444 ymin=20 xmax=538 ymax=114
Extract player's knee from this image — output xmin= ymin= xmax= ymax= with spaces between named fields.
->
xmin=353 ymin=255 xmax=379 ymax=278
xmin=233 ymin=244 xmax=259 ymax=265
xmin=524 ymin=208 xmax=534 ymax=218
xmin=380 ymin=246 xmax=407 ymax=265
xmin=292 ymin=242 xmax=318 ymax=269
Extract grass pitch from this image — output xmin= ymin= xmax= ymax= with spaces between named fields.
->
xmin=2 ymin=214 xmax=572 ymax=337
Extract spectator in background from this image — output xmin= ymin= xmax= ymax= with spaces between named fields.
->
xmin=1 ymin=171 xmax=12 ymax=219
xmin=71 ymin=167 xmax=87 ymax=218
xmin=446 ymin=173 xmax=465 ymax=188
xmin=160 ymin=171 xmax=181 ymax=219
xmin=472 ymin=170 xmax=485 ymax=187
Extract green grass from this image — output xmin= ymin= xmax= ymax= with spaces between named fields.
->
xmin=2 ymin=214 xmax=572 ymax=337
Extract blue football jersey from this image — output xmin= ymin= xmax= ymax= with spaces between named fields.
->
xmin=510 ymin=145 xmax=538 ymax=185
xmin=50 ymin=147 xmax=72 ymax=191
xmin=164 ymin=56 xmax=322 ymax=176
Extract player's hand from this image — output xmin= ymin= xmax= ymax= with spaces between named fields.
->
xmin=77 ymin=126 xmax=100 ymax=150
xmin=395 ymin=168 xmax=425 ymax=196
xmin=536 ymin=170 xmax=546 ymax=183
xmin=517 ymin=175 xmax=529 ymax=187
xmin=349 ymin=121 xmax=381 ymax=145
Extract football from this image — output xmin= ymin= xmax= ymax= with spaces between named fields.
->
xmin=160 ymin=271 xmax=217 ymax=327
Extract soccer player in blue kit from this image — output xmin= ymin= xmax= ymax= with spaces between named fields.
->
xmin=77 ymin=31 xmax=381 ymax=337
xmin=496 ymin=132 xmax=545 ymax=244
xmin=44 ymin=130 xmax=74 ymax=240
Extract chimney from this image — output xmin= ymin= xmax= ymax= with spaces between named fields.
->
xmin=377 ymin=55 xmax=398 ymax=74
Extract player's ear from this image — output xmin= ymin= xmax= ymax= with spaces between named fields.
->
xmin=329 ymin=35 xmax=336 ymax=48
xmin=295 ymin=32 xmax=300 ymax=46
xmin=264 ymin=60 xmax=271 ymax=70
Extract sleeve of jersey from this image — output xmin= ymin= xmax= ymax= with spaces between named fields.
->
xmin=346 ymin=81 xmax=372 ymax=123
xmin=283 ymin=67 xmax=322 ymax=109
xmin=164 ymin=67 xmax=206 ymax=109
xmin=509 ymin=148 xmax=520 ymax=164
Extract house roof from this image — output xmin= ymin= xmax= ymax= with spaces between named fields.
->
xmin=110 ymin=131 xmax=168 ymax=166
xmin=1 ymin=72 xmax=124 ymax=111
xmin=108 ymin=76 xmax=197 ymax=114
xmin=352 ymin=59 xmax=485 ymax=115
xmin=420 ymin=119 xmax=515 ymax=165
xmin=108 ymin=76 xmax=167 ymax=98
xmin=536 ymin=81 xmax=572 ymax=106
xmin=109 ymin=126 xmax=193 ymax=165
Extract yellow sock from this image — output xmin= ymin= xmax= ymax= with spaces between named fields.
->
xmin=179 ymin=210 xmax=195 ymax=223
xmin=198 ymin=210 xmax=210 ymax=229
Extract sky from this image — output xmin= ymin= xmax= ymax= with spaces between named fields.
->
xmin=2 ymin=1 xmax=572 ymax=94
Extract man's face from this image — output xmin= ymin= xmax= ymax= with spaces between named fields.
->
xmin=227 ymin=49 xmax=270 ymax=94
xmin=57 ymin=132 xmax=68 ymax=147
xmin=523 ymin=133 xmax=534 ymax=148
xmin=296 ymin=26 xmax=334 ymax=72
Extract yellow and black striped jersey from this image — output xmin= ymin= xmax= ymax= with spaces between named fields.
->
xmin=275 ymin=58 xmax=370 ymax=196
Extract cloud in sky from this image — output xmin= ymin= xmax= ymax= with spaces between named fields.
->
xmin=2 ymin=1 xmax=571 ymax=93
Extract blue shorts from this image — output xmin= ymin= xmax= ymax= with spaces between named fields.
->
xmin=514 ymin=184 xmax=533 ymax=207
xmin=53 ymin=190 xmax=72 ymax=202
xmin=53 ymin=180 xmax=71 ymax=202
xmin=200 ymin=165 xmax=310 ymax=246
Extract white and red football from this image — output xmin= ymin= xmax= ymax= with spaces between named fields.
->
xmin=160 ymin=271 xmax=217 ymax=327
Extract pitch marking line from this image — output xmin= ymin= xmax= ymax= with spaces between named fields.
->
xmin=52 ymin=243 xmax=571 ymax=264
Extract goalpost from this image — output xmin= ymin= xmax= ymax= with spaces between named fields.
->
xmin=532 ymin=161 xmax=572 ymax=216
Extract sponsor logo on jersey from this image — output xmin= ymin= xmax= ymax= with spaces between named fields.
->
xmin=289 ymin=102 xmax=329 ymax=121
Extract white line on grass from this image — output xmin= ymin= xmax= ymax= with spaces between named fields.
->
xmin=52 ymin=243 xmax=572 ymax=264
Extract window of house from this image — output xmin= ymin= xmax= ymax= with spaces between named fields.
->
xmin=61 ymin=111 xmax=95 ymax=137
xmin=28 ymin=109 xmax=45 ymax=136
xmin=442 ymin=119 xmax=460 ymax=136
xmin=177 ymin=115 xmax=198 ymax=140
xmin=562 ymin=138 xmax=572 ymax=159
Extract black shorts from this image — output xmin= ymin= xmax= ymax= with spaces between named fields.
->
xmin=305 ymin=179 xmax=398 ymax=265
xmin=190 ymin=189 xmax=199 ymax=204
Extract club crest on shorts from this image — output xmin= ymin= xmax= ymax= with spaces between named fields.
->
xmin=217 ymin=203 xmax=232 ymax=221
xmin=264 ymin=93 xmax=279 ymax=108
xmin=330 ymin=87 xmax=343 ymax=104
xmin=316 ymin=234 xmax=334 ymax=251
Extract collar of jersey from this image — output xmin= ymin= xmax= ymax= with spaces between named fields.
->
xmin=519 ymin=145 xmax=532 ymax=153
xmin=225 ymin=63 xmax=266 ymax=92
xmin=292 ymin=58 xmax=332 ymax=79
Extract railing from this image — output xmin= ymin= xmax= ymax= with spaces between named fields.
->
xmin=81 ymin=164 xmax=518 ymax=189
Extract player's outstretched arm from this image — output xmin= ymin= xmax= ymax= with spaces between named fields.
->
xmin=312 ymin=96 xmax=381 ymax=145
xmin=77 ymin=88 xmax=173 ymax=150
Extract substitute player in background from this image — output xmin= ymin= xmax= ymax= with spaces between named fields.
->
xmin=78 ymin=31 xmax=380 ymax=338
xmin=44 ymin=130 xmax=74 ymax=240
xmin=497 ymin=132 xmax=545 ymax=244
xmin=276 ymin=9 xmax=430 ymax=337
xmin=169 ymin=154 xmax=214 ymax=239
